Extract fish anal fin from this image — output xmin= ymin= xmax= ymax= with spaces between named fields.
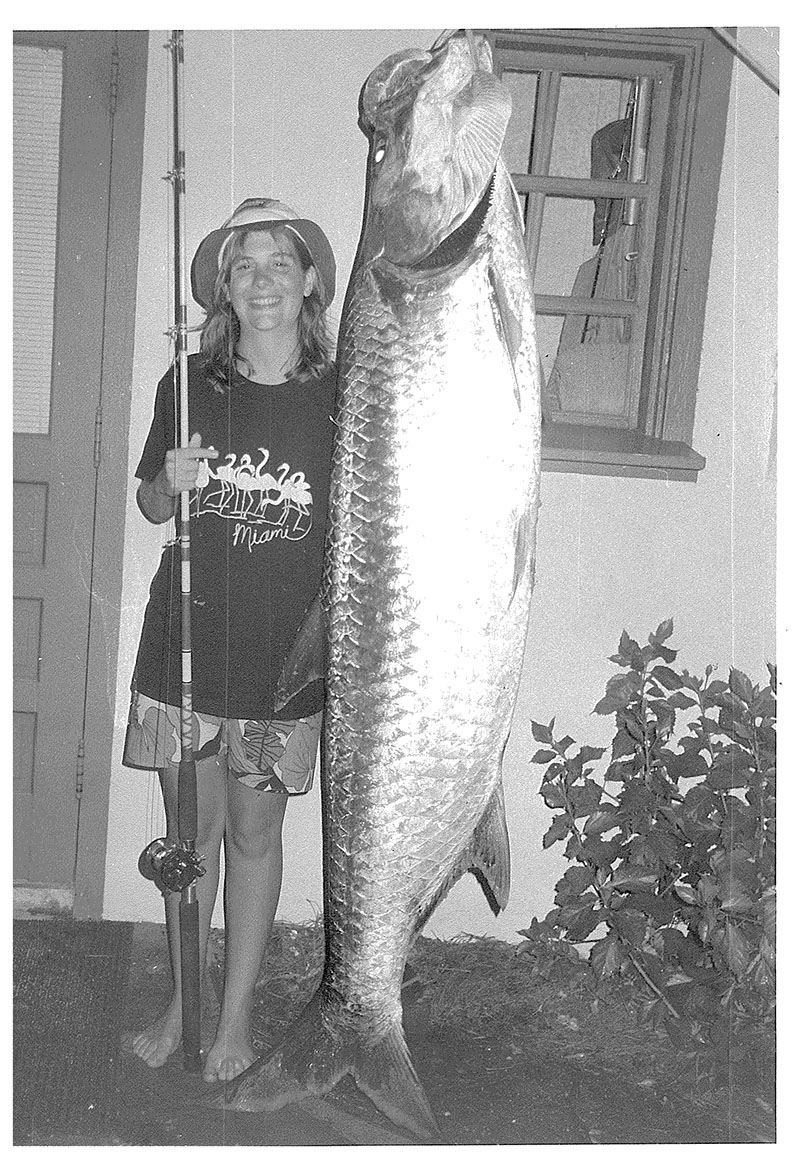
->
xmin=275 ymin=590 xmax=325 ymax=713
xmin=466 ymin=782 xmax=511 ymax=916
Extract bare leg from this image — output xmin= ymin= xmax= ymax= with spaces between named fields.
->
xmin=131 ymin=754 xmax=226 ymax=1068
xmin=202 ymin=780 xmax=288 ymax=1082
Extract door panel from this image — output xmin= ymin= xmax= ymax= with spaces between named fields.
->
xmin=13 ymin=31 xmax=148 ymax=902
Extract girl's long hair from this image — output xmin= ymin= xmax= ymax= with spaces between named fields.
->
xmin=199 ymin=225 xmax=333 ymax=390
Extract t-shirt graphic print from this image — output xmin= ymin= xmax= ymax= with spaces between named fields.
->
xmin=194 ymin=447 xmax=315 ymax=551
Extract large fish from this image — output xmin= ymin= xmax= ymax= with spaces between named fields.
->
xmin=222 ymin=30 xmax=541 ymax=1138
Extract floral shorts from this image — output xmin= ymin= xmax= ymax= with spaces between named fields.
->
xmin=122 ymin=690 xmax=321 ymax=794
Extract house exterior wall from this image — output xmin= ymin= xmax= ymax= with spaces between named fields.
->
xmin=103 ymin=28 xmax=777 ymax=941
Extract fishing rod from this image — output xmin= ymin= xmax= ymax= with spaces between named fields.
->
xmin=138 ymin=28 xmax=204 ymax=1075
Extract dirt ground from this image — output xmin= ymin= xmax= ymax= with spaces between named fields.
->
xmin=100 ymin=921 xmax=775 ymax=1147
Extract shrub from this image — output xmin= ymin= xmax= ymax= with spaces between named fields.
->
xmin=523 ymin=619 xmax=776 ymax=1089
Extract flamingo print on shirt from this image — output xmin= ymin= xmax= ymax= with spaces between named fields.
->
xmin=192 ymin=447 xmax=314 ymax=551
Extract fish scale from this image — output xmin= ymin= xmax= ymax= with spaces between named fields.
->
xmin=218 ymin=32 xmax=540 ymax=1139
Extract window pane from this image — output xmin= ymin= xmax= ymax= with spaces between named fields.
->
xmin=549 ymin=75 xmax=647 ymax=181
xmin=535 ymin=196 xmax=639 ymax=301
xmin=539 ymin=312 xmax=635 ymax=425
xmin=501 ymin=69 xmax=538 ymax=173
xmin=13 ymin=44 xmax=63 ymax=436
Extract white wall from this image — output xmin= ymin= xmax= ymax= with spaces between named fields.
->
xmin=103 ymin=28 xmax=778 ymax=942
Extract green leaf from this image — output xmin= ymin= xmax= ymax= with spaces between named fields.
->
xmin=708 ymin=747 xmax=753 ymax=790
xmin=540 ymin=762 xmax=562 ymax=784
xmin=580 ymin=833 xmax=624 ymax=866
xmin=542 ymin=812 xmax=571 ymax=849
xmin=590 ymin=935 xmax=626 ymax=979
xmin=612 ymin=909 xmax=647 ymax=946
xmin=716 ymin=922 xmax=752 ymax=978
xmin=570 ymin=781 xmax=603 ymax=818
xmin=558 ymin=897 xmax=602 ymax=941
xmin=531 ymin=748 xmax=558 ymax=764
xmin=531 ymin=719 xmax=554 ymax=744
xmin=611 ymin=728 xmax=638 ymax=759
xmin=729 ymin=667 xmax=754 ymax=705
xmin=619 ymin=781 xmax=657 ymax=817
xmin=609 ymin=628 xmax=639 ymax=667
xmin=611 ymin=866 xmax=660 ymax=892
xmin=578 ymin=745 xmax=607 ymax=766
xmin=652 ymin=665 xmax=684 ymax=691
xmin=697 ymin=875 xmax=719 ymax=903
xmin=555 ymin=865 xmax=595 ymax=897
xmin=663 ymin=750 xmax=708 ymax=781
xmin=541 ymin=782 xmax=568 ymax=810
xmin=674 ymin=881 xmax=699 ymax=905
xmin=667 ymin=691 xmax=696 ymax=710
xmin=619 ymin=709 xmax=645 ymax=743
xmin=753 ymin=685 xmax=776 ymax=720
xmin=605 ymin=759 xmax=633 ymax=782
xmin=583 ymin=807 xmax=620 ymax=836
xmin=639 ymin=830 xmax=680 ymax=865
xmin=651 ymin=618 xmax=674 ymax=645
xmin=594 ymin=672 xmax=640 ymax=715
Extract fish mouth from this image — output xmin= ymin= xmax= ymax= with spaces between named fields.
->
xmin=410 ymin=171 xmax=495 ymax=272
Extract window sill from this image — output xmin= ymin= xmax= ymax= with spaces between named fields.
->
xmin=542 ymin=423 xmax=706 ymax=482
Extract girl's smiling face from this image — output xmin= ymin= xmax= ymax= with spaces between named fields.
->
xmin=227 ymin=228 xmax=313 ymax=341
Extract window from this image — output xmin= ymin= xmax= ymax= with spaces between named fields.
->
xmin=13 ymin=43 xmax=64 ymax=435
xmin=486 ymin=28 xmax=734 ymax=481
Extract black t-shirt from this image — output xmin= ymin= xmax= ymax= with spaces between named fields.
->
xmin=132 ymin=354 xmax=336 ymax=719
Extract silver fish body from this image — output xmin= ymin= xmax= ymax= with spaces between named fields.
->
xmin=223 ymin=32 xmax=541 ymax=1139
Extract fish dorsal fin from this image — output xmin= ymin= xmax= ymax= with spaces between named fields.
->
xmin=452 ymin=69 xmax=512 ymax=206
xmin=274 ymin=590 xmax=324 ymax=713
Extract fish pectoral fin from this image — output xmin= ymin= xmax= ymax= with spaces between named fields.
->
xmin=274 ymin=590 xmax=325 ymax=713
xmin=488 ymin=264 xmax=523 ymax=407
xmin=466 ymin=782 xmax=511 ymax=915
xmin=511 ymin=503 xmax=536 ymax=607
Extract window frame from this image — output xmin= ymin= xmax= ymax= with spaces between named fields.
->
xmin=485 ymin=27 xmax=735 ymax=482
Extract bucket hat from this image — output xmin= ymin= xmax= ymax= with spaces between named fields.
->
xmin=190 ymin=198 xmax=336 ymax=311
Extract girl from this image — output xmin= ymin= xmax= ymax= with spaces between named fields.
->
xmin=124 ymin=198 xmax=336 ymax=1082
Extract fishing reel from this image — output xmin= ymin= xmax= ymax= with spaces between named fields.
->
xmin=138 ymin=837 xmax=206 ymax=896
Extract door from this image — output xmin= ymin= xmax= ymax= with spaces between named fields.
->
xmin=13 ymin=30 xmax=148 ymax=915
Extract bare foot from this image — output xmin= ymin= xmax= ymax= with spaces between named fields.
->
xmin=202 ymin=1012 xmax=257 ymax=1083
xmin=129 ymin=1003 xmax=183 ymax=1069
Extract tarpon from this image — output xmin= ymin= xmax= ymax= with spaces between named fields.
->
xmin=221 ymin=30 xmax=541 ymax=1138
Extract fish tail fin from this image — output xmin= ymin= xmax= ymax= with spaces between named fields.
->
xmin=354 ymin=1018 xmax=441 ymax=1140
xmin=218 ymin=991 xmax=440 ymax=1141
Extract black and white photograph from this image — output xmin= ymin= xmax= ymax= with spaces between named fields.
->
xmin=12 ymin=14 xmax=780 ymax=1148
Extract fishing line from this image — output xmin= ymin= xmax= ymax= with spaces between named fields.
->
xmin=73 ymin=33 xmax=122 ymax=886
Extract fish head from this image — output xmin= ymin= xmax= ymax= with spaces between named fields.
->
xmin=358 ymin=31 xmax=512 ymax=269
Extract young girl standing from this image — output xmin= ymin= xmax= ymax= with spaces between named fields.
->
xmin=124 ymin=198 xmax=337 ymax=1082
